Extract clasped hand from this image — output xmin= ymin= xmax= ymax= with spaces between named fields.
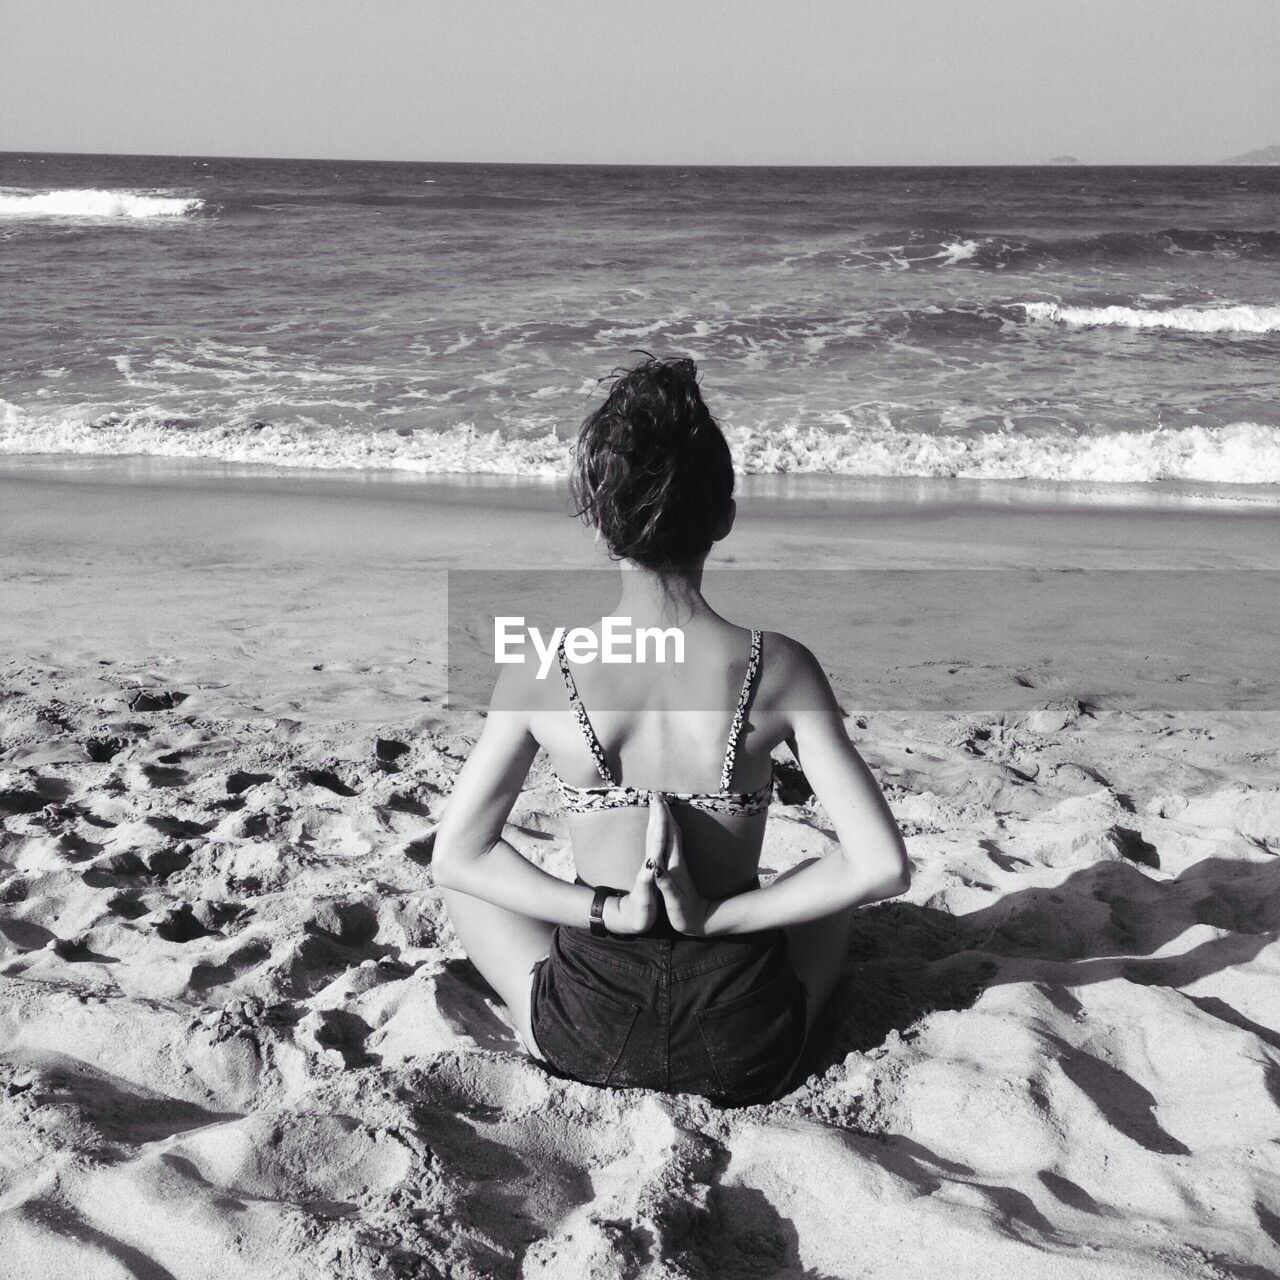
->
xmin=606 ymin=793 xmax=713 ymax=936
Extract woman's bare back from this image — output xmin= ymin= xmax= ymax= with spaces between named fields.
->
xmin=524 ymin=614 xmax=795 ymax=899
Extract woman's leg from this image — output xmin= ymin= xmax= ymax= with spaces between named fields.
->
xmin=439 ymin=887 xmax=555 ymax=1060
xmin=774 ymin=858 xmax=861 ymax=1038
xmin=761 ymin=900 xmax=859 ymax=1100
xmin=784 ymin=905 xmax=860 ymax=1038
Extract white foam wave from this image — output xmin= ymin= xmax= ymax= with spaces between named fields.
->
xmin=0 ymin=189 xmax=204 ymax=219
xmin=1022 ymin=302 xmax=1280 ymax=334
xmin=733 ymin=419 xmax=1280 ymax=485
xmin=0 ymin=403 xmax=570 ymax=476
xmin=3 ymin=400 xmax=1280 ymax=487
xmin=937 ymin=238 xmax=980 ymax=265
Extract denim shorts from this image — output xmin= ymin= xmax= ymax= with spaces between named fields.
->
xmin=529 ymin=880 xmax=808 ymax=1107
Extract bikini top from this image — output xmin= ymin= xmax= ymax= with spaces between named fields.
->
xmin=554 ymin=628 xmax=773 ymax=816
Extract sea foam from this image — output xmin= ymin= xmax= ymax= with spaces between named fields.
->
xmin=734 ymin=418 xmax=1280 ymax=485
xmin=0 ymin=189 xmax=204 ymax=219
xmin=1021 ymin=302 xmax=1280 ymax=334
xmin=3 ymin=400 xmax=1279 ymax=488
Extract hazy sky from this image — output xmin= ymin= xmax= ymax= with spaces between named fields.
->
xmin=4 ymin=0 xmax=1277 ymax=164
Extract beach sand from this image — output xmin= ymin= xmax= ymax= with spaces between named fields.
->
xmin=2 ymin=458 xmax=1279 ymax=1279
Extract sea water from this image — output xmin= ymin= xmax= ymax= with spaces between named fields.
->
xmin=2 ymin=153 xmax=1277 ymax=486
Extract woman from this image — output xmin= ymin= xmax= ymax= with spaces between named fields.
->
xmin=434 ymin=356 xmax=910 ymax=1106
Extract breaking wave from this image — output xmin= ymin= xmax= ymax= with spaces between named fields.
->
xmin=0 ymin=189 xmax=205 ymax=219
xmin=3 ymin=400 xmax=1279 ymax=487
xmin=1020 ymin=302 xmax=1280 ymax=334
xmin=733 ymin=418 xmax=1280 ymax=484
xmin=816 ymin=227 xmax=1280 ymax=271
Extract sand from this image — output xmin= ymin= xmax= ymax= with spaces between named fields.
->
xmin=2 ymin=457 xmax=1279 ymax=1279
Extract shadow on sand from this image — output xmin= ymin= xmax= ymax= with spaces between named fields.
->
xmin=804 ymin=852 xmax=1280 ymax=1078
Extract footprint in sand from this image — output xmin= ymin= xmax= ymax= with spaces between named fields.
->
xmin=1103 ymin=825 xmax=1160 ymax=869
xmin=0 ymin=776 xmax=73 ymax=816
xmin=375 ymin=738 xmax=411 ymax=770
xmin=47 ymin=935 xmax=116 ymax=963
xmin=304 ymin=899 xmax=379 ymax=948
xmin=105 ymin=892 xmax=148 ymax=920
xmin=300 ymin=768 xmax=359 ymax=798
xmin=169 ymin=1111 xmax=413 ymax=1207
xmin=81 ymin=849 xmax=146 ymax=885
xmin=141 ymin=845 xmax=195 ymax=880
xmin=195 ymin=900 xmax=251 ymax=931
xmin=298 ymin=1006 xmax=377 ymax=1066
xmin=152 ymin=903 xmax=214 ymax=944
xmin=54 ymin=831 xmax=102 ymax=861
xmin=4 ymin=1053 xmax=240 ymax=1143
xmin=139 ymin=763 xmax=189 ymax=789
xmin=125 ymin=689 xmax=189 ymax=713
xmin=143 ymin=814 xmax=211 ymax=839
xmin=384 ymin=789 xmax=432 ymax=816
xmin=1053 ymin=761 xmax=1110 ymax=788
xmin=188 ymin=938 xmax=273 ymax=993
xmin=225 ymin=769 xmax=272 ymax=795
xmin=404 ymin=833 xmax=435 ymax=865
xmin=0 ymin=876 xmax=29 ymax=906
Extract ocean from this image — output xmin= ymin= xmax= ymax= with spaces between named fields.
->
xmin=2 ymin=152 xmax=1277 ymax=487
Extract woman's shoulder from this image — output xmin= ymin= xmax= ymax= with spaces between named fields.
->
xmin=758 ymin=629 xmax=822 ymax=674
xmin=487 ymin=644 xmax=567 ymax=715
xmin=756 ymin=629 xmax=836 ymax=712
xmin=709 ymin=621 xmax=811 ymax=661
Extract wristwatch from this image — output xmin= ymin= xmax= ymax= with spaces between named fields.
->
xmin=589 ymin=885 xmax=619 ymax=937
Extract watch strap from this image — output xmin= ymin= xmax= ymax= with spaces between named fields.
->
xmin=589 ymin=885 xmax=616 ymax=937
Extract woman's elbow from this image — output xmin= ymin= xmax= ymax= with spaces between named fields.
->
xmin=431 ymin=837 xmax=458 ymax=890
xmin=431 ymin=821 xmax=496 ymax=893
xmin=430 ymin=823 xmax=471 ymax=892
xmin=432 ymin=849 xmax=462 ymax=892
xmin=835 ymin=848 xmax=910 ymax=904
xmin=879 ymin=863 xmax=911 ymax=898
xmin=865 ymin=840 xmax=912 ymax=900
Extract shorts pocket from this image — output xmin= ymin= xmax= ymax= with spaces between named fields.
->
xmin=532 ymin=956 xmax=641 ymax=1087
xmin=695 ymin=964 xmax=805 ymax=1105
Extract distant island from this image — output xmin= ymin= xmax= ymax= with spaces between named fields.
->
xmin=1219 ymin=144 xmax=1280 ymax=164
xmin=1048 ymin=155 xmax=1081 ymax=165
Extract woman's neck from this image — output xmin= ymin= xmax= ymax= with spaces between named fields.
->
xmin=612 ymin=560 xmax=711 ymax=627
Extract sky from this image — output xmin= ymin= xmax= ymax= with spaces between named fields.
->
xmin=3 ymin=0 xmax=1278 ymax=165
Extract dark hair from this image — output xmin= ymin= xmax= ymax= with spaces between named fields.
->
xmin=570 ymin=356 xmax=735 ymax=570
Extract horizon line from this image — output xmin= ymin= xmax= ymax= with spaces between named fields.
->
xmin=0 ymin=147 xmax=1268 ymax=169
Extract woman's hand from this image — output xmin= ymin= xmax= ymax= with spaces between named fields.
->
xmin=601 ymin=803 xmax=665 ymax=935
xmin=649 ymin=793 xmax=714 ymax=936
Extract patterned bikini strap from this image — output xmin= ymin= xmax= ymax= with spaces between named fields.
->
xmin=720 ymin=629 xmax=763 ymax=791
xmin=556 ymin=639 xmax=616 ymax=786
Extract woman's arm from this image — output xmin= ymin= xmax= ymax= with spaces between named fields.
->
xmin=432 ymin=668 xmax=659 ymax=932
xmin=695 ymin=636 xmax=911 ymax=935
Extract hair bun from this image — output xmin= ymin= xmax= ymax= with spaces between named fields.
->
xmin=570 ymin=356 xmax=735 ymax=570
